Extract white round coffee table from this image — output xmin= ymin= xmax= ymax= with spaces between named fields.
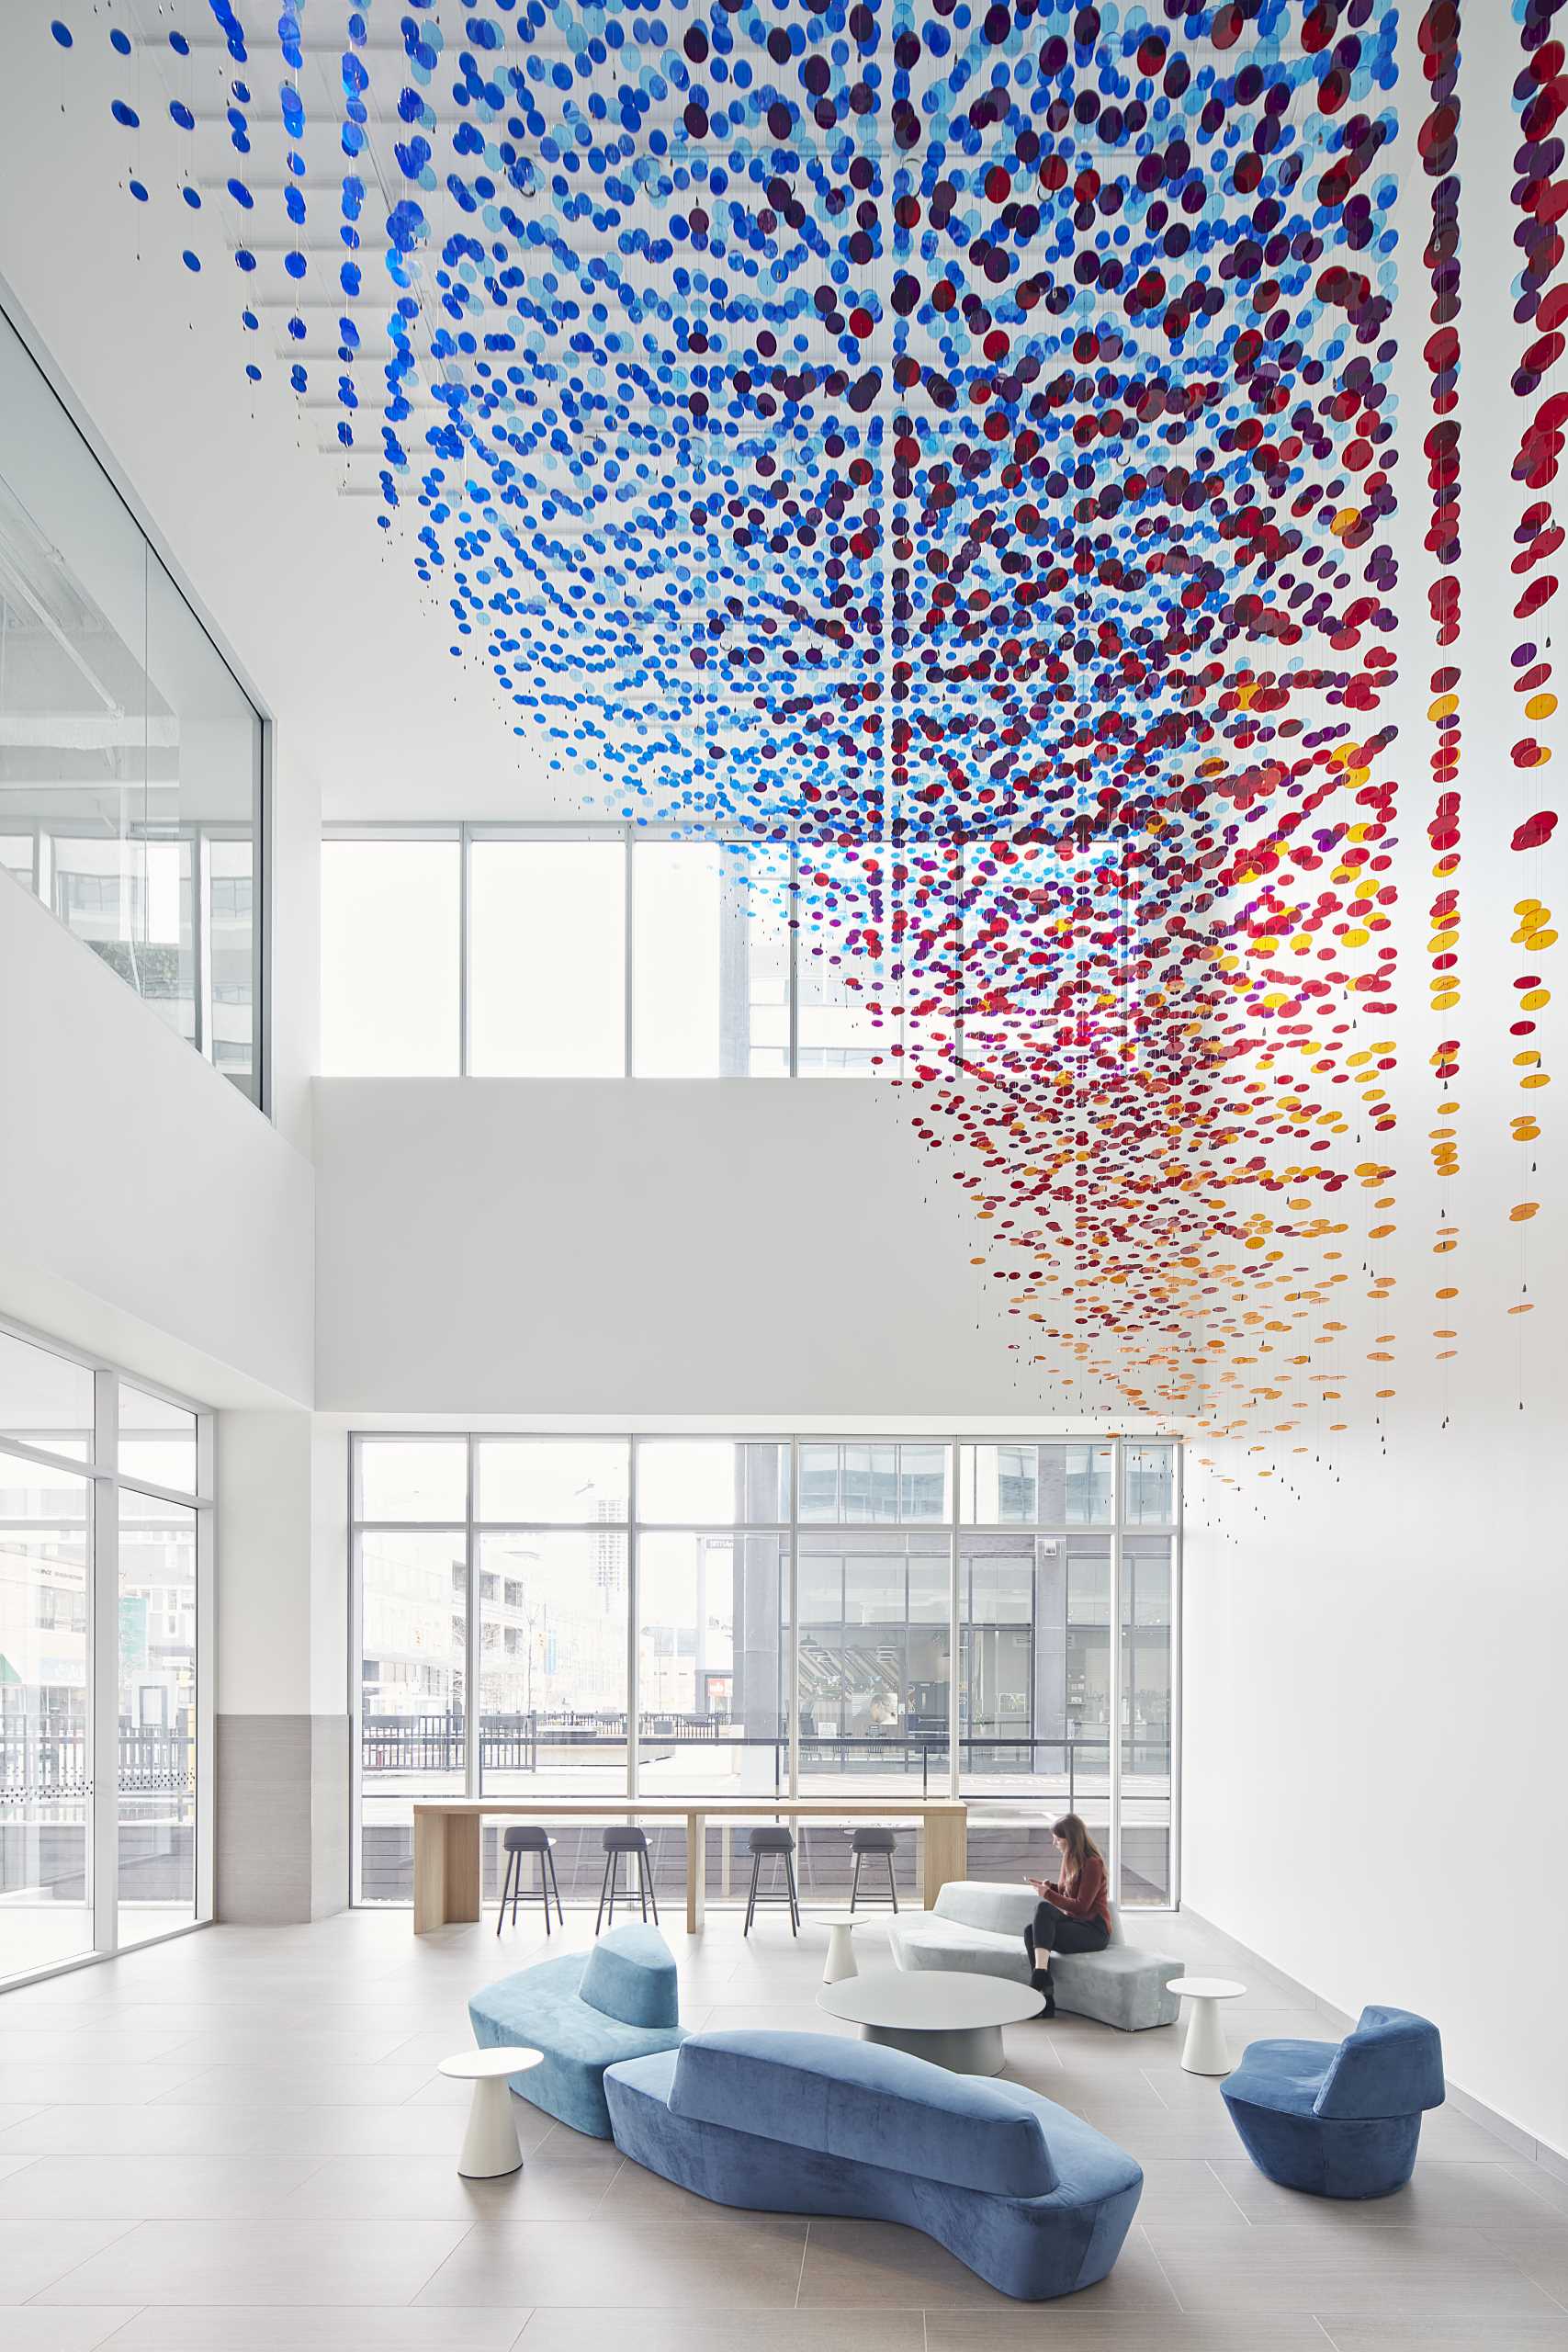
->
xmin=439 ymin=2045 xmax=542 ymax=2177
xmin=819 ymin=1911 xmax=873 ymax=1985
xmin=818 ymin=1965 xmax=1042 ymax=2075
xmin=1167 ymin=1977 xmax=1245 ymax=2075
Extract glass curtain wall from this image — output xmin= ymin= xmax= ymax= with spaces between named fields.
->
xmin=352 ymin=1433 xmax=1179 ymax=1909
xmin=0 ymin=306 xmax=265 ymax=1101
xmin=0 ymin=1325 xmax=212 ymax=1985
xmin=321 ymin=828 xmax=896 ymax=1079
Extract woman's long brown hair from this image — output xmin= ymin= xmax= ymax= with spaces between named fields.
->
xmin=1052 ymin=1813 xmax=1104 ymax=1891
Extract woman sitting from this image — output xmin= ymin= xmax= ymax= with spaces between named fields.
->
xmin=1024 ymin=1813 xmax=1111 ymax=2018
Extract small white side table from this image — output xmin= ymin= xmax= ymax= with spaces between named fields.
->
xmin=819 ymin=1911 xmax=871 ymax=1985
xmin=1167 ymin=1977 xmax=1245 ymax=2075
xmin=439 ymin=2045 xmax=542 ymax=2178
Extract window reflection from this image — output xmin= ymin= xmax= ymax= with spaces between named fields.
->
xmin=0 ymin=310 xmax=262 ymax=1099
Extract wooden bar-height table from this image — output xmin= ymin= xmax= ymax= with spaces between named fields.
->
xmin=412 ymin=1796 xmax=968 ymax=1935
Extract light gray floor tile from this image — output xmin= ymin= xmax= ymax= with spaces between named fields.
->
xmin=0 ymin=2220 xmax=140 ymax=2304
xmin=1416 ymin=2106 xmax=1523 ymax=2159
xmin=990 ymin=2041 xmax=1066 ymax=2086
xmin=0 ymin=2064 xmax=207 ymax=2106
xmin=1128 ymin=2159 xmax=1253 ymax=2226
xmin=528 ymin=2119 xmax=629 ymax=2164
xmin=0 ymin=2101 xmax=478 ymax=2155
xmin=518 ymin=2312 xmax=924 ymax=2352
xmin=0 ymin=2029 xmax=201 ymax=2064
xmin=928 ymin=2319 xmax=1328 ymax=2351
xmin=7 ymin=1905 xmax=1568 ymax=2342
xmin=416 ymin=2218 xmax=809 ymax=2307
xmin=1207 ymin=2158 xmax=1568 ymax=2231
xmin=1135 ymin=2065 xmax=1247 ymax=2112
xmin=1062 ymin=2103 xmax=1249 ymax=2159
xmin=105 ymin=2309 xmax=532 ymax=2349
xmin=156 ymin=2026 xmax=423 ymax=2066
xmin=1153 ymin=2226 xmax=1562 ymax=2316
xmin=797 ymin=2220 xmax=1179 ymax=2311
xmin=597 ymin=2161 xmax=786 ymax=2222
xmin=379 ymin=2027 xmax=522 ymax=2072
xmin=1059 ymin=2068 xmax=1181 ymax=2113
xmin=1321 ymin=2327 xmax=1568 ymax=2350
xmin=151 ymin=2064 xmax=440 ymax=2108
xmin=1482 ymin=2226 xmax=1568 ymax=2301
xmin=0 ymin=2311 xmax=143 ymax=2352
xmin=1508 ymin=2165 xmax=1568 ymax=2217
xmin=33 ymin=2218 xmax=473 ymax=2306
xmin=276 ymin=2154 xmax=615 ymax=2220
xmin=1147 ymin=2008 xmax=1330 ymax=2052
xmin=0 ymin=2153 xmax=323 ymax=2216
xmin=400 ymin=2074 xmax=479 ymax=2108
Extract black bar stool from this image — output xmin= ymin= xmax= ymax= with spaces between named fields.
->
xmin=496 ymin=1825 xmax=565 ymax=1935
xmin=745 ymin=1826 xmax=800 ymax=1936
xmin=850 ymin=1826 xmax=899 ymax=1912
xmin=597 ymin=1826 xmax=659 ymax=1931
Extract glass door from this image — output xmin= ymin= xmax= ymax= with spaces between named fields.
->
xmin=0 ymin=1326 xmax=212 ymax=1984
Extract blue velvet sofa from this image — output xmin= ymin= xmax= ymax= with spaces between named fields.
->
xmin=469 ymin=1923 xmax=684 ymax=2139
xmin=1221 ymin=2005 xmax=1445 ymax=2199
xmin=604 ymin=2028 xmax=1143 ymax=2301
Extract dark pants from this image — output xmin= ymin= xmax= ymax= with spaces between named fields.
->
xmin=1025 ymin=1902 xmax=1110 ymax=1985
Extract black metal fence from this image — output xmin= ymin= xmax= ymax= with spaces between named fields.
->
xmin=360 ymin=1713 xmax=1171 ymax=1804
xmin=0 ymin=1719 xmax=195 ymax=1805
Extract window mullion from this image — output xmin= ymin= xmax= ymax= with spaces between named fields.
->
xmin=787 ymin=832 xmax=799 ymax=1078
xmin=948 ymin=1437 xmax=961 ymax=1800
xmin=195 ymin=1412 xmax=216 ymax=1923
xmin=458 ymin=822 xmax=471 ymax=1077
xmin=623 ymin=827 xmax=635 ymax=1080
xmin=464 ymin=1436 xmax=480 ymax=1802
xmin=626 ymin=1437 xmax=639 ymax=1801
xmin=90 ymin=1370 xmax=119 ymax=1957
xmin=786 ymin=1438 xmax=799 ymax=1799
xmin=1108 ymin=1438 xmax=1124 ymax=1905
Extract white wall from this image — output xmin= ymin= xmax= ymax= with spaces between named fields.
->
xmin=1176 ymin=52 xmax=1568 ymax=2159
xmin=312 ymin=1077 xmax=1038 ymax=1417
xmin=0 ymin=876 xmax=314 ymax=1407
xmin=1185 ymin=1408 xmax=1568 ymax=2159
xmin=215 ymin=1412 xmax=345 ymax=1716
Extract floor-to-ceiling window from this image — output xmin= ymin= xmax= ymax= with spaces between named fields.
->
xmin=0 ymin=1323 xmax=212 ymax=1984
xmin=351 ymin=1431 xmax=1179 ymax=1910
xmin=321 ymin=826 xmax=895 ymax=1078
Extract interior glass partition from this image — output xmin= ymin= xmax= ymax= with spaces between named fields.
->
xmin=0 ymin=1322 xmax=212 ymax=1985
xmin=350 ymin=1431 xmax=1180 ymax=1908
xmin=0 ymin=305 xmax=265 ymax=1102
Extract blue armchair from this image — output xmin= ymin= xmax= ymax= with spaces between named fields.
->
xmin=1221 ymin=2005 xmax=1445 ymax=2199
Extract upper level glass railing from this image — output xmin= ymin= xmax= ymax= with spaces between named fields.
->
xmin=0 ymin=305 xmax=264 ymax=1104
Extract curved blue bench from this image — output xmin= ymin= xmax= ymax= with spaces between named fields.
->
xmin=469 ymin=1923 xmax=684 ymax=2140
xmin=1222 ymin=2005 xmax=1444 ymax=2199
xmin=604 ymin=2029 xmax=1142 ymax=2301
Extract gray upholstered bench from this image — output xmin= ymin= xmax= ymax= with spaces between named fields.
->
xmin=888 ymin=1881 xmax=1180 ymax=2033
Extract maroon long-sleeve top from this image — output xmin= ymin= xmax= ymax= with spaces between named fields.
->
xmin=1040 ymin=1852 xmax=1111 ymax=1931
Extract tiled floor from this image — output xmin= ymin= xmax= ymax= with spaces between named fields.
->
xmin=1 ymin=1905 xmax=1565 ymax=2350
